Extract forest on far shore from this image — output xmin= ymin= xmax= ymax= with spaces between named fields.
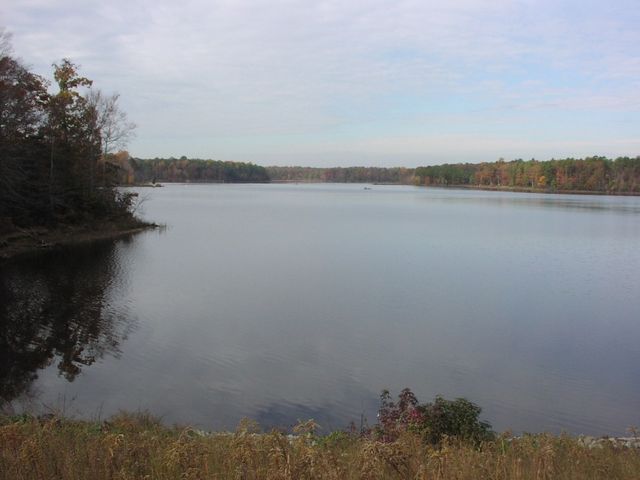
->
xmin=267 ymin=157 xmax=640 ymax=193
xmin=414 ymin=156 xmax=640 ymax=193
xmin=114 ymin=156 xmax=640 ymax=194
xmin=128 ymin=157 xmax=270 ymax=183
xmin=266 ymin=165 xmax=415 ymax=184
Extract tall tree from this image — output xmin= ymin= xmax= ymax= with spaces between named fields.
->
xmin=87 ymin=90 xmax=136 ymax=187
xmin=46 ymin=59 xmax=97 ymax=213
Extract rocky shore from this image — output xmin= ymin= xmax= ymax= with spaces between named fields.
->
xmin=578 ymin=436 xmax=640 ymax=449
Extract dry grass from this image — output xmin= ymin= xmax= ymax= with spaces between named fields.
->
xmin=1 ymin=413 xmax=639 ymax=479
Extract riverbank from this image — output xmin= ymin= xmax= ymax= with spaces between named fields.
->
xmin=421 ymin=184 xmax=640 ymax=196
xmin=1 ymin=413 xmax=639 ymax=479
xmin=135 ymin=179 xmax=640 ymax=196
xmin=0 ymin=218 xmax=159 ymax=263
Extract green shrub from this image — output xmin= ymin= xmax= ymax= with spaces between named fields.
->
xmin=374 ymin=388 xmax=494 ymax=445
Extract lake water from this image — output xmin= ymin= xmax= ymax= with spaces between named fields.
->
xmin=2 ymin=184 xmax=640 ymax=435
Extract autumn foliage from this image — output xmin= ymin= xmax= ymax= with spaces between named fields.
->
xmin=414 ymin=157 xmax=640 ymax=193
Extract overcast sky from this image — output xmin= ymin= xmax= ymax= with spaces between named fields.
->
xmin=3 ymin=0 xmax=639 ymax=166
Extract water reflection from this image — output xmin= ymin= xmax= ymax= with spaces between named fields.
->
xmin=420 ymin=188 xmax=640 ymax=214
xmin=254 ymin=402 xmax=354 ymax=432
xmin=0 ymin=239 xmax=136 ymax=407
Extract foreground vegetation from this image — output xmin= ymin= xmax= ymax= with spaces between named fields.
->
xmin=2 ymin=390 xmax=639 ymax=479
xmin=1 ymin=413 xmax=639 ymax=480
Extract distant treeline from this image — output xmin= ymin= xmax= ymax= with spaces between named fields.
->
xmin=118 ymin=156 xmax=640 ymax=194
xmin=266 ymin=166 xmax=415 ymax=184
xmin=128 ymin=157 xmax=270 ymax=183
xmin=414 ymin=157 xmax=640 ymax=193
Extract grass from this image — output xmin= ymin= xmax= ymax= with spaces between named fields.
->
xmin=1 ymin=413 xmax=640 ymax=479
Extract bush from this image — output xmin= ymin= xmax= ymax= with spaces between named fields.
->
xmin=374 ymin=388 xmax=494 ymax=445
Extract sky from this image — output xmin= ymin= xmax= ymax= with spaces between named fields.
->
xmin=2 ymin=0 xmax=640 ymax=167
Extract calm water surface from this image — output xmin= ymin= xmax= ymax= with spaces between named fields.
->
xmin=2 ymin=184 xmax=640 ymax=435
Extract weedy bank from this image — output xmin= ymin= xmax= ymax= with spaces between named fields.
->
xmin=1 ymin=412 xmax=639 ymax=479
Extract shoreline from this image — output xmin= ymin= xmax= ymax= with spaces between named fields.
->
xmin=417 ymin=183 xmax=640 ymax=196
xmin=132 ymin=180 xmax=640 ymax=196
xmin=0 ymin=219 xmax=160 ymax=264
xmin=2 ymin=412 xmax=639 ymax=447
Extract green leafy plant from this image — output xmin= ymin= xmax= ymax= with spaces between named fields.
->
xmin=374 ymin=388 xmax=494 ymax=445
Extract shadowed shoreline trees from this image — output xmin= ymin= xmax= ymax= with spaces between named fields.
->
xmin=0 ymin=31 xmax=139 ymax=234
